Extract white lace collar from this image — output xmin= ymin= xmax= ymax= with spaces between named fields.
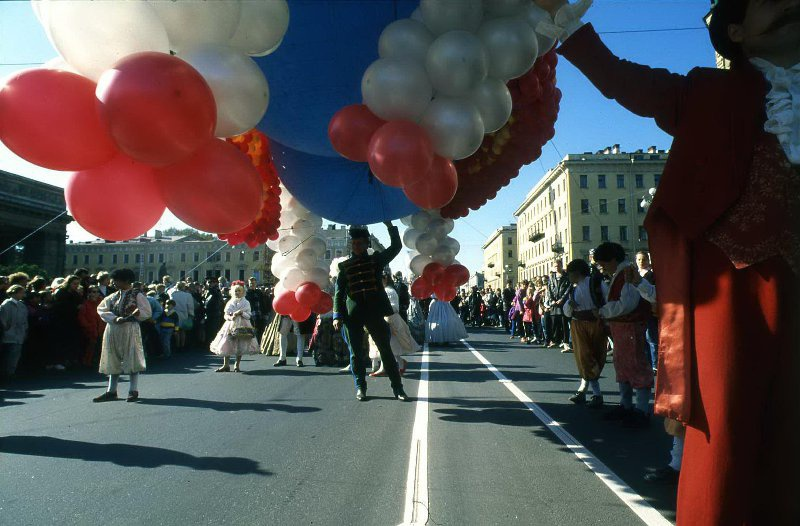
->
xmin=750 ymin=58 xmax=800 ymax=165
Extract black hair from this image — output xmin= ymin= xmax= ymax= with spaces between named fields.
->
xmin=566 ymin=259 xmax=591 ymax=277
xmin=707 ymin=0 xmax=748 ymax=62
xmin=349 ymin=226 xmax=370 ymax=240
xmin=111 ymin=268 xmax=136 ymax=284
xmin=593 ymin=242 xmax=626 ymax=264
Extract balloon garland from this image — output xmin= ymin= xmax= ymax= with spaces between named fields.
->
xmin=442 ymin=50 xmax=560 ymax=218
xmin=217 ymin=130 xmax=282 ymax=248
xmin=0 ymin=1 xmax=289 ymax=240
xmin=401 ymin=209 xmax=470 ymax=302
xmin=267 ymin=185 xmax=333 ymax=320
xmin=328 ymin=0 xmax=557 ymax=211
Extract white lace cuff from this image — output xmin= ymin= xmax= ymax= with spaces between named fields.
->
xmin=535 ymin=0 xmax=593 ymax=43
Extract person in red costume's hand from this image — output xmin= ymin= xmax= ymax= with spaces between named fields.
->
xmin=531 ymin=0 xmax=800 ymax=524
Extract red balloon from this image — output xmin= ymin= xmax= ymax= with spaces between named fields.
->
xmin=402 ymin=155 xmax=458 ymax=209
xmin=295 ymin=282 xmax=322 ymax=308
xmin=434 ymin=282 xmax=457 ymax=302
xmin=65 ymin=154 xmax=165 ymax=241
xmin=96 ymin=52 xmax=216 ymax=166
xmin=291 ymin=305 xmax=312 ymax=322
xmin=410 ymin=277 xmax=433 ymax=300
xmin=422 ymin=262 xmax=446 ymax=284
xmin=157 ymin=140 xmax=262 ymax=233
xmin=313 ymin=293 xmax=334 ymax=314
xmin=445 ymin=264 xmax=470 ymax=286
xmin=368 ymin=121 xmax=434 ymax=187
xmin=0 ymin=69 xmax=117 ymax=170
xmin=273 ymin=290 xmax=299 ymax=316
xmin=328 ymin=104 xmax=385 ymax=162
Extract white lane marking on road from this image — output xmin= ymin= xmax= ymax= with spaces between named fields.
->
xmin=399 ymin=344 xmax=430 ymax=526
xmin=462 ymin=340 xmax=673 ymax=526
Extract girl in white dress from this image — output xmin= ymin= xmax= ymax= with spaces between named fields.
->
xmin=210 ymin=283 xmax=260 ymax=372
xmin=369 ymin=275 xmax=420 ymax=376
xmin=426 ymin=294 xmax=468 ymax=344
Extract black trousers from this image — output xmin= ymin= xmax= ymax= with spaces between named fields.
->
xmin=549 ymin=314 xmax=571 ymax=345
xmin=342 ymin=312 xmax=402 ymax=391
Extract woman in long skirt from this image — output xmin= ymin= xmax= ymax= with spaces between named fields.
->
xmin=209 ymin=283 xmax=259 ymax=372
xmin=369 ymin=275 xmax=420 ymax=376
xmin=426 ymin=294 xmax=468 ymax=345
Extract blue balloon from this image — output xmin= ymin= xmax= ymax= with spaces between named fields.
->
xmin=254 ymin=0 xmax=417 ymax=157
xmin=272 ymin=141 xmax=419 ymax=225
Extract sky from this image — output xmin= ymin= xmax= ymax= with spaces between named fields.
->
xmin=0 ymin=0 xmax=716 ymax=275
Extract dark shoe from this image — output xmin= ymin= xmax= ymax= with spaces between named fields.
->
xmin=92 ymin=391 xmax=118 ymax=403
xmin=587 ymin=395 xmax=604 ymax=409
xmin=622 ymin=409 xmax=651 ymax=428
xmin=569 ymin=391 xmax=586 ymax=404
xmin=273 ymin=360 xmax=287 ymax=367
xmin=356 ymin=388 xmax=368 ymax=401
xmin=393 ymin=387 xmax=410 ymax=401
xmin=296 ymin=360 xmax=304 ymax=367
xmin=603 ymin=405 xmax=631 ymax=421
xmin=126 ymin=391 xmax=139 ymax=402
xmin=644 ymin=466 xmax=680 ymax=484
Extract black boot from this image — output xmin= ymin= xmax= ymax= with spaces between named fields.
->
xmin=92 ymin=391 xmax=118 ymax=403
xmin=356 ymin=388 xmax=368 ymax=401
xmin=569 ymin=391 xmax=586 ymax=404
xmin=393 ymin=387 xmax=410 ymax=401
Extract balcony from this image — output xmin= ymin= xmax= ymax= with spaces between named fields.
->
xmin=528 ymin=232 xmax=544 ymax=243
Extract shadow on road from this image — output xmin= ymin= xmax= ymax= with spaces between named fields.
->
xmin=137 ymin=397 xmax=321 ymax=414
xmin=0 ymin=435 xmax=272 ymax=476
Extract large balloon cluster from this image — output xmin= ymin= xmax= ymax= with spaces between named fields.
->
xmin=442 ymin=50 xmax=560 ymax=218
xmin=218 ymin=130 xmax=282 ymax=248
xmin=328 ymin=0 xmax=556 ymax=211
xmin=0 ymin=1 xmax=289 ymax=240
xmin=267 ymin=185 xmax=333 ymax=321
xmin=401 ymin=209 xmax=470 ymax=302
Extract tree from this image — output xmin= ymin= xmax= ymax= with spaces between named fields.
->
xmin=160 ymin=227 xmax=214 ymax=240
xmin=0 ymin=263 xmax=50 ymax=281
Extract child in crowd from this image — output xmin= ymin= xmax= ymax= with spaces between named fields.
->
xmin=210 ymin=283 xmax=259 ymax=372
xmin=158 ymin=299 xmax=179 ymax=359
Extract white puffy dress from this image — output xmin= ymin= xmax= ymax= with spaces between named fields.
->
xmin=425 ymin=297 xmax=468 ymax=344
xmin=209 ymin=297 xmax=260 ymax=357
xmin=369 ymin=286 xmax=420 ymax=360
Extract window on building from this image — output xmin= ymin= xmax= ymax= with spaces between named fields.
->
xmin=83 ymin=254 xmax=89 ymax=264
xmin=238 ymin=269 xmax=245 ymax=281
xmin=180 ymin=253 xmax=186 ymax=263
xmin=159 ymin=253 xmax=165 ymax=263
xmin=98 ymin=254 xmax=104 ymax=265
xmin=616 ymin=174 xmax=625 ymax=188
xmin=579 ymin=174 xmax=588 ymax=188
xmin=135 ymin=254 xmax=141 ymax=264
xmin=637 ymin=200 xmax=646 ymax=214
xmin=325 ymin=250 xmax=331 ymax=259
xmin=239 ymin=251 xmax=245 ymax=261
xmin=224 ymin=269 xmax=231 ymax=281
xmin=148 ymin=271 xmax=154 ymax=282
xmin=112 ymin=254 xmax=118 ymax=264
xmin=225 ymin=252 xmax=231 ymax=262
xmin=507 ymin=250 xmax=513 ymax=258
xmin=253 ymin=251 xmax=260 ymax=261
xmin=582 ymin=226 xmax=591 ymax=241
xmin=148 ymin=253 xmax=154 ymax=263
xmin=335 ymin=250 xmax=342 ymax=257
xmin=635 ymin=174 xmax=644 ymax=188
xmin=507 ymin=237 xmax=512 ymax=245
xmin=72 ymin=255 xmax=78 ymax=265
xmin=599 ymin=199 xmax=608 ymax=214
xmin=598 ymin=174 xmax=606 ymax=188
xmin=193 ymin=252 xmax=199 ymax=263
xmin=193 ymin=270 xmax=199 ymax=282
xmin=618 ymin=198 xmax=627 ymax=214
xmin=654 ymin=174 xmax=661 ymax=186
xmin=179 ymin=270 xmax=186 ymax=280
xmin=619 ymin=226 xmax=628 ymax=242
xmin=580 ymin=199 xmax=590 ymax=214
xmin=601 ymin=226 xmax=609 ymax=241
xmin=639 ymin=226 xmax=649 ymax=241
xmin=124 ymin=254 xmax=130 ymax=264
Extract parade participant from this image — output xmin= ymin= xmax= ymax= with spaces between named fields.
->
xmin=369 ymin=274 xmax=419 ymax=376
xmin=426 ymin=292 xmax=468 ymax=345
xmin=93 ymin=269 xmax=151 ymax=403
xmin=333 ymin=222 xmax=409 ymax=402
xmin=393 ymin=272 xmax=410 ymax=322
xmin=534 ymin=0 xmax=800 ymax=521
xmin=0 ymin=284 xmax=28 ymax=378
xmin=546 ymin=260 xmax=571 ymax=351
xmin=209 ymin=282 xmax=259 ymax=372
xmin=203 ymin=277 xmax=224 ymax=348
xmin=562 ymin=259 xmax=607 ymax=408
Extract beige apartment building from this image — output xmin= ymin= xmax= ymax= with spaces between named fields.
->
xmin=514 ymin=145 xmax=667 ymax=283
xmin=481 ymin=224 xmax=518 ymax=290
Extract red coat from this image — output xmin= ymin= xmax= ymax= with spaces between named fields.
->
xmin=78 ymin=299 xmax=104 ymax=341
xmin=559 ymin=25 xmax=799 ymax=525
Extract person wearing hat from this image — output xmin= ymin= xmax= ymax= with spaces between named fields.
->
xmin=533 ymin=0 xmax=800 ymax=523
xmin=333 ymin=222 xmax=409 ymax=402
xmin=203 ymin=276 xmax=224 ymax=349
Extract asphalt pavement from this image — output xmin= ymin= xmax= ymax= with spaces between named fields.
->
xmin=1 ymin=327 xmax=677 ymax=526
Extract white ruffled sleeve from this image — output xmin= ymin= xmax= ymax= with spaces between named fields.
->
xmin=534 ymin=0 xmax=593 ymax=43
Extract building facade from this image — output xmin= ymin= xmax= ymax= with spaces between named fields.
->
xmin=481 ymin=224 xmax=518 ymax=290
xmin=1 ymin=170 xmax=72 ymax=278
xmin=514 ymin=145 xmax=666 ymax=282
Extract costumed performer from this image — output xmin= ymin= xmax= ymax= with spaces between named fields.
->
xmin=209 ymin=282 xmax=259 ymax=372
xmin=535 ymin=0 xmax=800 ymax=520
xmin=368 ymin=273 xmax=420 ymax=377
xmin=425 ymin=293 xmax=468 ymax=345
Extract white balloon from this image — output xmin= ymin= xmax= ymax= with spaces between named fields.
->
xmin=280 ymin=267 xmax=305 ymax=291
xmin=483 ymin=0 xmax=528 ymax=18
xmin=361 ymin=58 xmax=433 ymax=121
xmin=379 ymin=19 xmax=434 ymax=64
xmin=295 ymin=249 xmax=319 ymax=271
xmin=427 ymin=218 xmax=449 ymax=240
xmin=421 ymin=97 xmax=485 ymax=160
xmin=442 ymin=218 xmax=455 ymax=234
xmin=278 ymin=235 xmax=302 ymax=255
xmin=478 ymin=17 xmax=538 ymax=80
xmin=410 ymin=254 xmax=434 ymax=276
xmin=403 ymin=228 xmax=422 ymax=250
xmin=304 ymin=236 xmax=328 ymax=258
xmin=425 ymin=31 xmax=488 ymax=97
xmin=411 ymin=211 xmax=432 ymax=231
xmin=179 ymin=45 xmax=269 ymax=138
xmin=410 ymin=7 xmax=424 ymax=22
xmin=41 ymin=56 xmax=78 ymax=74
xmin=400 ymin=215 xmax=414 ymax=227
xmin=432 ymin=246 xmax=455 ymax=266
xmin=290 ymin=218 xmax=317 ymax=240
xmin=441 ymin=236 xmax=461 ymax=256
xmin=42 ymin=1 xmax=170 ymax=81
xmin=266 ymin=238 xmax=280 ymax=252
xmin=522 ymin=4 xmax=558 ymax=57
xmin=228 ymin=0 xmax=289 ymax=56
xmin=270 ymin=253 xmax=292 ymax=276
xmin=148 ymin=0 xmax=241 ymax=52
xmin=415 ymin=232 xmax=439 ymax=256
xmin=304 ymin=267 xmax=330 ymax=289
xmin=420 ymin=0 xmax=483 ymax=35
xmin=469 ymin=78 xmax=513 ymax=133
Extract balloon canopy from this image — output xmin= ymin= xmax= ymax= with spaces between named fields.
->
xmin=272 ymin=140 xmax=418 ymax=224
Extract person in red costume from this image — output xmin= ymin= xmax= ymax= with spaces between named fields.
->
xmin=532 ymin=0 xmax=800 ymax=524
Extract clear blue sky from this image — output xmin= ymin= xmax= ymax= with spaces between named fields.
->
xmin=0 ymin=0 xmax=715 ymax=274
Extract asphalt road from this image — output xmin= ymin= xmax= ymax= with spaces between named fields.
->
xmin=1 ymin=327 xmax=677 ymax=526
